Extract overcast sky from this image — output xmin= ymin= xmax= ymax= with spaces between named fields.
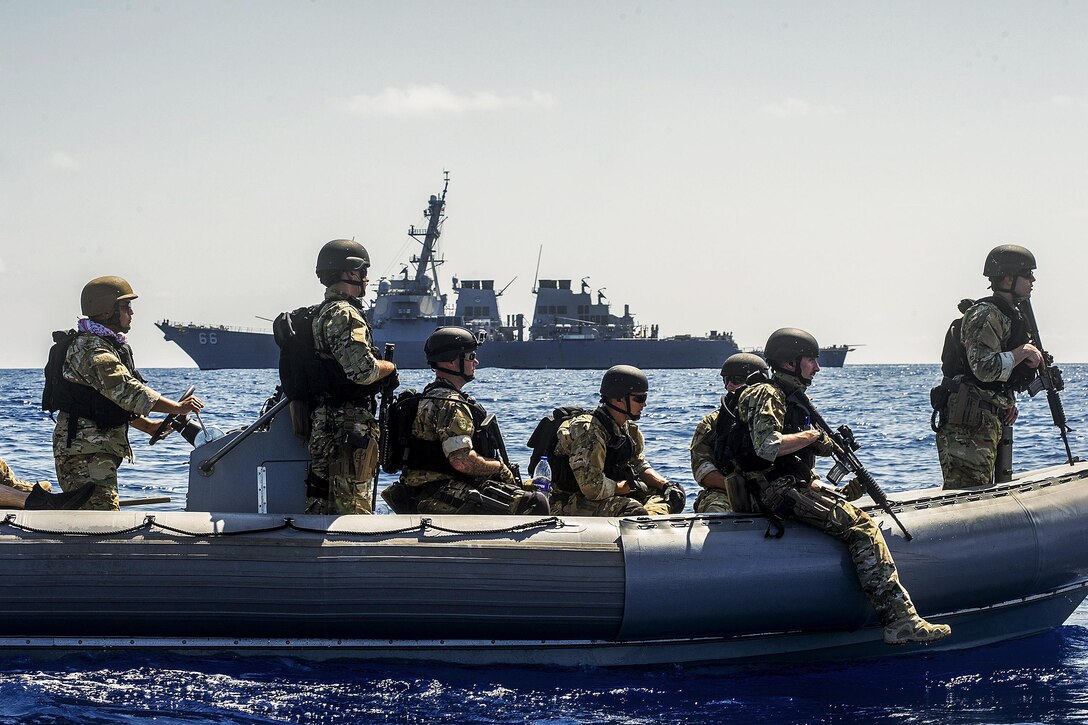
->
xmin=2 ymin=1 xmax=1086 ymax=367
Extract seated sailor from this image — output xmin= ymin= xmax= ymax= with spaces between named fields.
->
xmin=550 ymin=365 xmax=685 ymax=517
xmin=690 ymin=352 xmax=769 ymax=514
xmin=387 ymin=327 xmax=548 ymax=516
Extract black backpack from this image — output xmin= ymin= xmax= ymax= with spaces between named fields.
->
xmin=41 ymin=330 xmax=78 ymax=414
xmin=526 ymin=406 xmax=588 ymax=477
xmin=273 ymin=302 xmax=346 ymax=403
xmin=381 ymin=389 xmax=423 ymax=473
xmin=939 ymin=298 xmax=977 ymax=379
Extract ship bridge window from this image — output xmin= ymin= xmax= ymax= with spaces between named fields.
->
xmin=558 ymin=306 xmax=567 ymax=314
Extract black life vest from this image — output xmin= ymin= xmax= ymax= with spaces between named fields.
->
xmin=42 ymin=330 xmax=143 ymax=446
xmin=547 ymin=407 xmax=636 ymax=497
xmin=273 ymin=298 xmax=382 ymax=407
xmin=387 ymin=381 xmax=496 ymax=477
xmin=940 ymin=296 xmax=1036 ymax=394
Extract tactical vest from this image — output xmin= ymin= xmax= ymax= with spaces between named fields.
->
xmin=550 ymin=408 xmax=636 ymax=497
xmin=732 ymin=379 xmax=815 ymax=484
xmin=711 ymin=393 xmax=739 ymax=472
xmin=42 ymin=331 xmax=143 ymax=446
xmin=273 ymin=298 xmax=383 ymax=408
xmin=941 ymin=296 xmax=1036 ymax=394
xmin=401 ymin=381 xmax=497 ymax=477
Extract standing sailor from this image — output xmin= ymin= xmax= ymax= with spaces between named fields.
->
xmin=551 ymin=365 xmax=685 ymax=517
xmin=735 ymin=328 xmax=951 ymax=645
xmin=395 ymin=327 xmax=547 ymax=515
xmin=934 ymin=245 xmax=1043 ymax=489
xmin=305 ymin=239 xmax=397 ymax=514
xmin=46 ymin=276 xmax=204 ymax=510
xmin=690 ymin=352 xmax=769 ymax=514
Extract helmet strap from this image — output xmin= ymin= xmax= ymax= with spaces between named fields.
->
xmin=338 ymin=274 xmax=365 ymax=294
xmin=434 ymin=358 xmax=474 ymax=384
xmin=603 ymin=395 xmax=640 ymax=421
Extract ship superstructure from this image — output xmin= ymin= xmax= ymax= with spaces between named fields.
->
xmin=157 ymin=173 xmax=852 ymax=370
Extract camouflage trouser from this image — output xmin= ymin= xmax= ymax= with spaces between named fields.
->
xmin=307 ymin=404 xmax=379 ymax=515
xmin=693 ymin=488 xmax=733 ymax=514
xmin=54 ymin=450 xmax=121 ymax=511
xmin=551 ymin=492 xmax=669 ymax=517
xmin=937 ymin=411 xmax=1002 ymax=489
xmin=0 ymin=457 xmax=47 ymax=493
xmin=761 ymin=476 xmax=916 ymax=626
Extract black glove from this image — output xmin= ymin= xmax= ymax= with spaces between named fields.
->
xmin=627 ymin=479 xmax=651 ymax=504
xmin=661 ymin=482 xmax=687 ymax=514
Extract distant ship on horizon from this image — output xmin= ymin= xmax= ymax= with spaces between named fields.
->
xmin=157 ymin=173 xmax=853 ymax=370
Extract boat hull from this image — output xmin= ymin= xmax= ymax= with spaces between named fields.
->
xmin=2 ymin=461 xmax=1087 ymax=664
xmin=157 ymin=322 xmax=850 ymax=370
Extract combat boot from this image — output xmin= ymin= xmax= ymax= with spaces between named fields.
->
xmin=883 ymin=614 xmax=952 ymax=645
xmin=24 ymin=482 xmax=95 ymax=511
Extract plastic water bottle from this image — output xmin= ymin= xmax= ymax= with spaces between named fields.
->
xmin=531 ymin=457 xmax=552 ymax=494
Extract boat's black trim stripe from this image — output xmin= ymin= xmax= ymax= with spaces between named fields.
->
xmin=0 ymin=513 xmax=564 ymax=539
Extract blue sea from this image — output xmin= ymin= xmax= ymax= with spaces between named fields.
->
xmin=1 ymin=365 xmax=1087 ymax=724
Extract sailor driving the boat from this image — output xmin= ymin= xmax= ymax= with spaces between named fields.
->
xmin=45 ymin=276 xmax=204 ymax=510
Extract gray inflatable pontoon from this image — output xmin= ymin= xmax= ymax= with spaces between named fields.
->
xmin=1 ymin=400 xmax=1085 ymax=666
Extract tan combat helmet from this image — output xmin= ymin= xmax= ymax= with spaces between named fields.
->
xmin=81 ymin=276 xmax=138 ymax=320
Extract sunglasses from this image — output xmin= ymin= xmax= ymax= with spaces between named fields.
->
xmin=118 ymin=302 xmax=134 ymax=313
xmin=630 ymin=393 xmax=647 ymax=404
xmin=464 ymin=351 xmax=477 ymax=361
xmin=726 ymin=375 xmax=747 ymax=386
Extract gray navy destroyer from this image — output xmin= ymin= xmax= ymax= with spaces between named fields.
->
xmin=157 ymin=174 xmax=853 ymax=369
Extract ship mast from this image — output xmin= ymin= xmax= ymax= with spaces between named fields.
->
xmin=407 ymin=171 xmax=450 ymax=296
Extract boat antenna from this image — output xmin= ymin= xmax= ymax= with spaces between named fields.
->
xmin=532 ymin=245 xmax=543 ymax=294
xmin=255 ymin=315 xmax=274 ymax=323
xmin=496 ymin=276 xmax=518 ymax=297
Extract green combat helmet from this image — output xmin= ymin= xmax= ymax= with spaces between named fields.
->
xmin=81 ymin=276 xmax=138 ymax=321
xmin=600 ymin=365 xmax=649 ymax=399
xmin=764 ymin=327 xmax=820 ymax=364
xmin=315 ymin=239 xmax=370 ymax=278
xmin=424 ymin=326 xmax=479 ymax=364
xmin=720 ymin=352 xmax=769 ymax=383
xmin=425 ymin=326 xmax=479 ymax=380
xmin=600 ymin=364 xmax=649 ymax=420
xmin=983 ymin=245 xmax=1036 ymax=278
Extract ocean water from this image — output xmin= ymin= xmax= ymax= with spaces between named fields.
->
xmin=1 ymin=364 xmax=1087 ymax=724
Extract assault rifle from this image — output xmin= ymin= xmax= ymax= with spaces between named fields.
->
xmin=1020 ymin=298 xmax=1075 ymax=466
xmin=373 ymin=343 xmax=396 ymax=512
xmin=787 ymin=390 xmax=914 ymax=541
xmin=482 ymin=413 xmax=521 ymax=483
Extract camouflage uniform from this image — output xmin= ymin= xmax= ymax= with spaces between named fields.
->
xmin=937 ymin=301 xmax=1020 ymax=489
xmin=0 ymin=456 xmax=46 ymax=493
xmin=690 ymin=407 xmax=733 ymax=513
xmin=307 ymin=288 xmax=382 ymax=515
xmin=52 ymin=334 xmax=158 ymax=510
xmin=552 ymin=408 xmax=670 ymax=517
xmin=399 ymin=383 xmax=519 ymax=514
xmin=737 ymin=373 xmax=918 ymax=627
